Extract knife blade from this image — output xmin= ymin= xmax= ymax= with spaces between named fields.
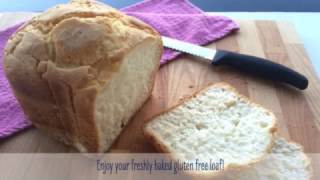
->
xmin=162 ymin=36 xmax=308 ymax=90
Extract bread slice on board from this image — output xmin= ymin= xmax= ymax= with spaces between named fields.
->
xmin=144 ymin=83 xmax=277 ymax=175
xmin=222 ymin=137 xmax=312 ymax=180
xmin=3 ymin=0 xmax=162 ymax=152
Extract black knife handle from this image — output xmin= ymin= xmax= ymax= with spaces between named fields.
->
xmin=212 ymin=50 xmax=308 ymax=90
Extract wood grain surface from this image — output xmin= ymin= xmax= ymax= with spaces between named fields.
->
xmin=0 ymin=15 xmax=319 ymax=178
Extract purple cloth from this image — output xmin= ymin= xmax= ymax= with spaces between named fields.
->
xmin=0 ymin=24 xmax=32 ymax=138
xmin=0 ymin=0 xmax=239 ymax=138
xmin=122 ymin=0 xmax=239 ymax=64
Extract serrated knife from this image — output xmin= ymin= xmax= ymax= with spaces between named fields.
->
xmin=162 ymin=36 xmax=308 ymax=90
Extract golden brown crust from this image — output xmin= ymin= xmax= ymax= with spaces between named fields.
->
xmin=143 ymin=82 xmax=278 ymax=177
xmin=3 ymin=0 xmax=162 ymax=152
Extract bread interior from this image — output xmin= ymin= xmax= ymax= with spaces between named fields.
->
xmin=95 ymin=38 xmax=161 ymax=151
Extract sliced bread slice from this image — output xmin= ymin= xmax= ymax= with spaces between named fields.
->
xmin=144 ymin=83 xmax=277 ymax=175
xmin=223 ymin=137 xmax=312 ymax=180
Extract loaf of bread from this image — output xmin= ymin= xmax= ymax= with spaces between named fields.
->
xmin=3 ymin=0 xmax=162 ymax=152
xmin=144 ymin=83 xmax=277 ymax=176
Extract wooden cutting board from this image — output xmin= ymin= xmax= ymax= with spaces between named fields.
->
xmin=1 ymin=20 xmax=320 ymax=158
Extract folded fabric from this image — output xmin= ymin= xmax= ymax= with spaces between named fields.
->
xmin=0 ymin=24 xmax=32 ymax=138
xmin=122 ymin=0 xmax=239 ymax=64
xmin=0 ymin=0 xmax=239 ymax=138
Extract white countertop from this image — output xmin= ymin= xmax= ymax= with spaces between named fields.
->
xmin=1 ymin=12 xmax=319 ymax=77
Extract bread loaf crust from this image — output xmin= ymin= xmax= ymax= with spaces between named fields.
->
xmin=3 ymin=0 xmax=162 ymax=152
